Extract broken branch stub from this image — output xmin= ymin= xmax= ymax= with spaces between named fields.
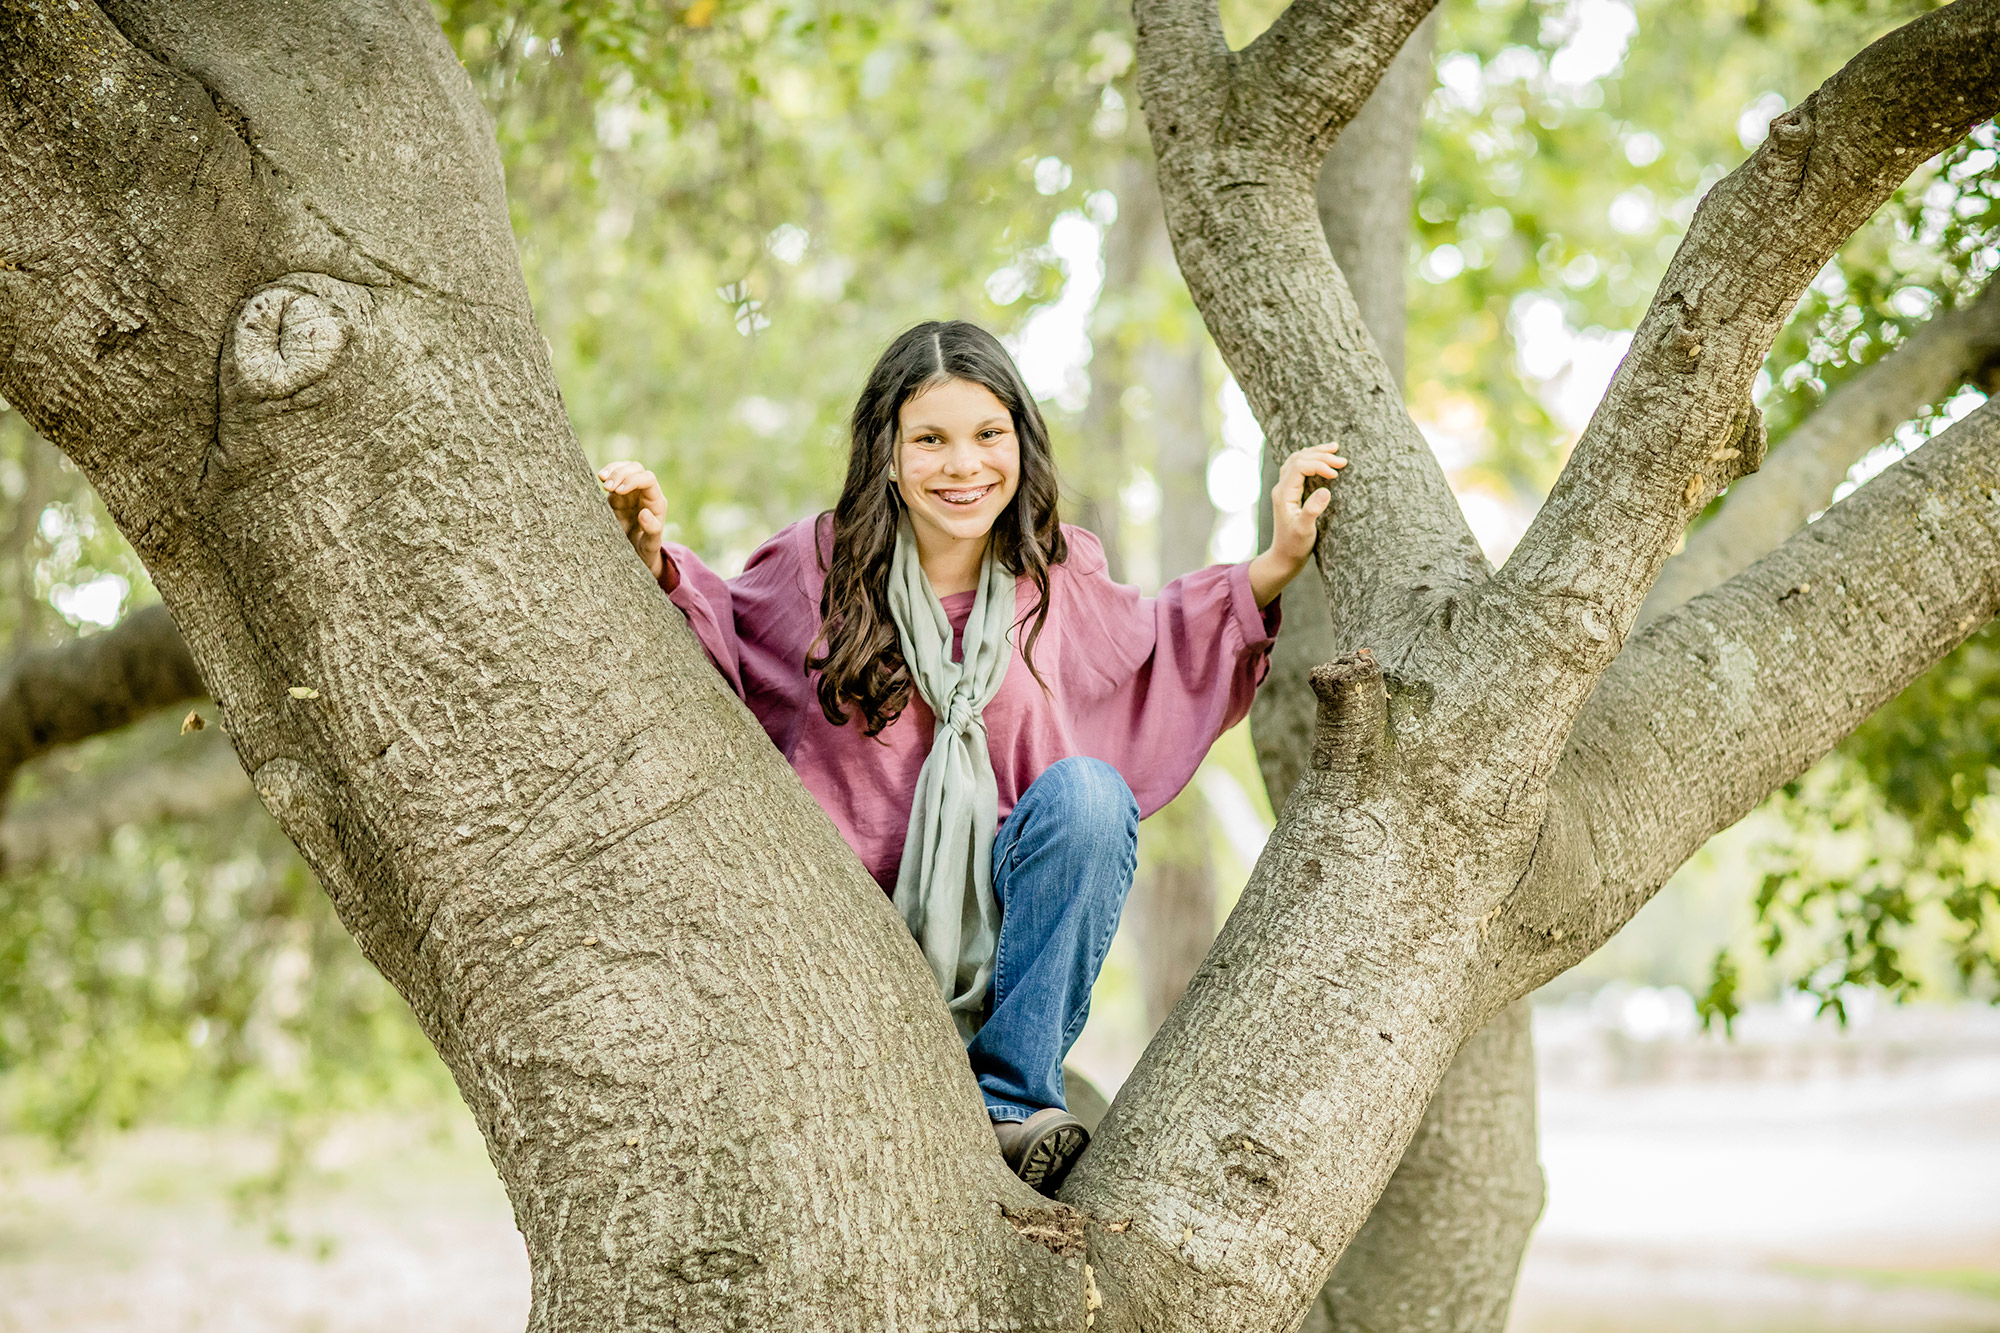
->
xmin=1308 ymin=649 xmax=1388 ymax=777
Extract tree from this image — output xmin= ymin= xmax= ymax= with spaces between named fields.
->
xmin=4 ymin=3 xmax=2000 ymax=1332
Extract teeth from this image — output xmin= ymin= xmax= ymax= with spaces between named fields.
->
xmin=938 ymin=486 xmax=992 ymax=503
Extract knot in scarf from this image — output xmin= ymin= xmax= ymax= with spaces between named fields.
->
xmin=886 ymin=515 xmax=1015 ymax=1039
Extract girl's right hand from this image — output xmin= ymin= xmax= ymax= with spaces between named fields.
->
xmin=598 ymin=460 xmax=667 ymax=579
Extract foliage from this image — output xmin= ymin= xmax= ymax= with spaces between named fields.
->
xmin=1697 ymin=621 xmax=2000 ymax=1031
xmin=0 ymin=716 xmax=452 ymax=1149
xmin=1403 ymin=0 xmax=1973 ymax=508
xmin=436 ymin=0 xmax=1136 ymax=570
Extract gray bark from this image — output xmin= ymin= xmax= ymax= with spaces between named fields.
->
xmin=1300 ymin=1002 xmax=1542 ymax=1333
xmin=1640 ymin=274 xmax=2000 ymax=623
xmin=1253 ymin=12 xmax=1443 ymax=811
xmin=5 ymin=0 xmax=1999 ymax=1329
xmin=1250 ymin=16 xmax=1548 ymax=1332
xmin=1496 ymin=393 xmax=2000 ymax=994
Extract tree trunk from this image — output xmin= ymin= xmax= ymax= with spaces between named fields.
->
xmin=1246 ymin=15 xmax=1549 ymax=1331
xmin=1251 ymin=12 xmax=1435 ymax=812
xmin=1129 ymin=332 xmax=1218 ymax=1028
xmin=1301 ymin=1001 xmax=1543 ymax=1333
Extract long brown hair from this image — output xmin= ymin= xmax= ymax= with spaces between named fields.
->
xmin=806 ymin=321 xmax=1067 ymax=736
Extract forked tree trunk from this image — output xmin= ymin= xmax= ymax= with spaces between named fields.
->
xmin=1247 ymin=17 xmax=1548 ymax=1332
xmin=7 ymin=2 xmax=2000 ymax=1330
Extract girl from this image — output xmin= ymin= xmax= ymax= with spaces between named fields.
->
xmin=600 ymin=321 xmax=1342 ymax=1193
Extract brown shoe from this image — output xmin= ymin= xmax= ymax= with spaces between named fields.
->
xmin=993 ymin=1108 xmax=1089 ymax=1195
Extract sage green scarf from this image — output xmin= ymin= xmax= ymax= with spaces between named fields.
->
xmin=887 ymin=515 xmax=1015 ymax=1039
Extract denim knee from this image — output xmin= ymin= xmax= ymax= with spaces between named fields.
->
xmin=1030 ymin=757 xmax=1138 ymax=843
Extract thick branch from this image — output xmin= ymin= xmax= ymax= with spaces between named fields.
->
xmin=1304 ymin=1001 xmax=1543 ymax=1333
xmin=1115 ymin=18 xmax=1541 ymax=1328
xmin=1487 ymin=0 xmax=2000 ymax=745
xmin=1234 ymin=0 xmax=1439 ymax=163
xmin=1640 ymin=276 xmax=2000 ymax=623
xmin=1128 ymin=0 xmax=1230 ymax=135
xmin=1254 ymin=12 xmax=1436 ymax=809
xmin=1071 ymin=649 xmax=1507 ymax=1333
xmin=1494 ymin=397 xmax=2000 ymax=995
xmin=1272 ymin=19 xmax=1546 ymax=1332
xmin=1136 ymin=0 xmax=1485 ymax=666
xmin=0 ymin=605 xmax=206 ymax=793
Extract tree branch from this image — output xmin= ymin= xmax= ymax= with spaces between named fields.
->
xmin=1303 ymin=1001 xmax=1543 ymax=1333
xmin=1241 ymin=25 xmax=1545 ymax=1328
xmin=1264 ymin=19 xmax=1547 ymax=1331
xmin=1136 ymin=0 xmax=1486 ymax=664
xmin=1235 ymin=0 xmax=1439 ymax=164
xmin=1074 ymin=654 xmax=1496 ymax=1333
xmin=1129 ymin=0 xmax=1230 ymax=134
xmin=1640 ymin=275 xmax=2000 ymax=623
xmin=1254 ymin=12 xmax=1437 ymax=810
xmin=1493 ymin=397 xmax=2000 ymax=995
xmin=0 ymin=605 xmax=207 ymax=794
xmin=1484 ymin=0 xmax=2000 ymax=746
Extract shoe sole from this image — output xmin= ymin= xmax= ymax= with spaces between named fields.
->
xmin=1018 ymin=1122 xmax=1089 ymax=1194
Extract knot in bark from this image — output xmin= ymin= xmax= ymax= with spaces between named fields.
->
xmin=1308 ymin=649 xmax=1388 ymax=776
xmin=231 ymin=284 xmax=347 ymax=399
xmin=1766 ymin=104 xmax=1814 ymax=158
xmin=1758 ymin=101 xmax=1815 ymax=185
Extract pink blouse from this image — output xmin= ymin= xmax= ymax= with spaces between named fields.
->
xmin=661 ymin=517 xmax=1279 ymax=891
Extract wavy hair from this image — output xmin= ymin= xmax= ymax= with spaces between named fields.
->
xmin=806 ymin=321 xmax=1067 ymax=736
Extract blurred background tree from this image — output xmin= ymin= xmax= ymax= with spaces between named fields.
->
xmin=1 ymin=0 xmax=1995 ymax=1161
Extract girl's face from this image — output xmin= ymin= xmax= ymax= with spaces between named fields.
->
xmin=894 ymin=377 xmax=1021 ymax=555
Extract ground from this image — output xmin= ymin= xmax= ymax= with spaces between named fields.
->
xmin=2 ymin=1000 xmax=1996 ymax=1333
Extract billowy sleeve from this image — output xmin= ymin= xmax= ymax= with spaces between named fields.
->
xmin=1058 ymin=526 xmax=1281 ymax=817
xmin=659 ymin=542 xmax=747 ymax=698
xmin=658 ymin=521 xmax=824 ymax=754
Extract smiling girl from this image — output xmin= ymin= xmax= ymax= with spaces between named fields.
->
xmin=600 ymin=321 xmax=1342 ymax=1193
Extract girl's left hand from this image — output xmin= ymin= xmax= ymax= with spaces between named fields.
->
xmin=1249 ymin=444 xmax=1347 ymax=608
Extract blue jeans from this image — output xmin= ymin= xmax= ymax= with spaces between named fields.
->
xmin=967 ymin=757 xmax=1139 ymax=1123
